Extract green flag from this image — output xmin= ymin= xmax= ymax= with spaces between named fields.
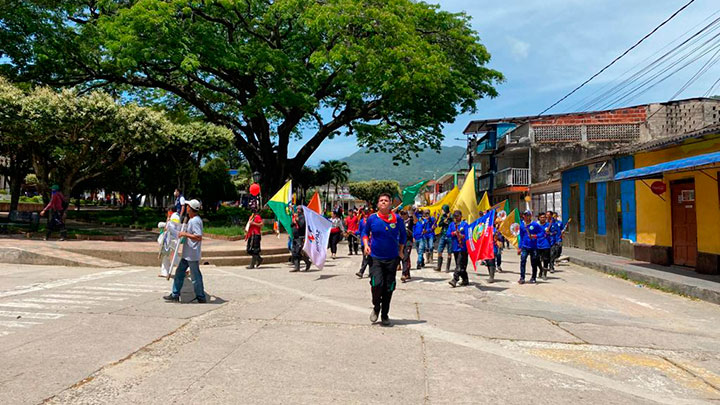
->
xmin=401 ymin=180 xmax=429 ymax=208
xmin=267 ymin=180 xmax=293 ymax=238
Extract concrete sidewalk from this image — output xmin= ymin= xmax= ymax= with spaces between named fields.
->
xmin=566 ymin=247 xmax=720 ymax=305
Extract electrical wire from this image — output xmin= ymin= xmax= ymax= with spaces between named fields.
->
xmin=537 ymin=0 xmax=696 ymax=115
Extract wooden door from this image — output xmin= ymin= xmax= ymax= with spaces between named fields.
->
xmin=671 ymin=180 xmax=697 ymax=267
xmin=606 ymin=181 xmax=621 ymax=255
xmin=569 ymin=184 xmax=580 ymax=247
xmin=585 ymin=182 xmax=597 ymax=251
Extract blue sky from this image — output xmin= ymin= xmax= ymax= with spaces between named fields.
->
xmin=292 ymin=0 xmax=720 ymax=165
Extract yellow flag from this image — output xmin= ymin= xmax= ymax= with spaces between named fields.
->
xmin=477 ymin=192 xmax=490 ymax=213
xmin=499 ymin=209 xmax=522 ymax=248
xmin=419 ymin=186 xmax=459 ymax=217
xmin=451 ymin=167 xmax=478 ymax=223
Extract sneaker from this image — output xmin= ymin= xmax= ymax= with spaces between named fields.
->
xmin=529 ymin=278 xmax=537 ymax=284
xmin=518 ymin=279 xmax=525 ymax=285
xmin=381 ymin=315 xmax=391 ymax=326
xmin=448 ymin=279 xmax=457 ymax=288
xmin=163 ymin=294 xmax=179 ymax=302
xmin=459 ymin=280 xmax=469 ymax=286
xmin=542 ymin=274 xmax=548 ymax=281
xmin=192 ymin=297 xmax=207 ymax=303
xmin=497 ymin=266 xmax=503 ymax=273
xmin=355 ymin=272 xmax=363 ymax=279
xmin=370 ymin=309 xmax=379 ymax=323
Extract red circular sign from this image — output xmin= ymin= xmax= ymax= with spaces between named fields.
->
xmin=650 ymin=181 xmax=666 ymax=195
xmin=249 ymin=183 xmax=261 ymax=196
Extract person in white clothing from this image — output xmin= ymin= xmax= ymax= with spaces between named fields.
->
xmin=157 ymin=205 xmax=182 ymax=278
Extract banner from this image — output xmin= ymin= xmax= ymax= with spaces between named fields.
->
xmin=465 ymin=209 xmax=495 ymax=271
xmin=499 ymin=209 xmax=521 ymax=248
xmin=452 ymin=167 xmax=478 ymax=223
xmin=401 ymin=179 xmax=429 ymax=207
xmin=307 ymin=191 xmax=321 ymax=214
xmin=302 ymin=206 xmax=332 ymax=270
xmin=267 ymin=180 xmax=293 ymax=237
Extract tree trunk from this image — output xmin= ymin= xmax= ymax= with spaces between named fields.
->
xmin=9 ymin=174 xmax=22 ymax=213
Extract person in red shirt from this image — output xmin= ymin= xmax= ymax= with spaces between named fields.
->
xmin=345 ymin=208 xmax=360 ymax=255
xmin=40 ymin=185 xmax=68 ymax=241
xmin=245 ymin=212 xmax=264 ymax=269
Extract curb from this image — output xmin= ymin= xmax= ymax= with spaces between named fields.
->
xmin=568 ymin=256 xmax=720 ymax=305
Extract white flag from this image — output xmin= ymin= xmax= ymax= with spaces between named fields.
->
xmin=302 ymin=205 xmax=332 ymax=270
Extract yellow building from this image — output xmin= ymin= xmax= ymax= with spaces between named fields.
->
xmin=617 ymin=129 xmax=720 ymax=274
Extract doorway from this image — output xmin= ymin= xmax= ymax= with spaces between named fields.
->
xmin=605 ymin=181 xmax=622 ymax=255
xmin=671 ymin=179 xmax=697 ymax=267
xmin=568 ymin=184 xmax=580 ymax=247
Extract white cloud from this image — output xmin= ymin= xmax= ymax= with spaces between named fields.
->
xmin=506 ymin=36 xmax=530 ymax=61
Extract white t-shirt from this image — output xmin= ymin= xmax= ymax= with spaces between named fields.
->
xmin=182 ymin=215 xmax=203 ymax=261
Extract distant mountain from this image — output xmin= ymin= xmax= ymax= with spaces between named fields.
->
xmin=341 ymin=146 xmax=466 ymax=186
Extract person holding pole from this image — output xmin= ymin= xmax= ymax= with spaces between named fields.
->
xmin=163 ymin=199 xmax=207 ymax=303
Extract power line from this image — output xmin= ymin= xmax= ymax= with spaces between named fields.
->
xmin=703 ymin=76 xmax=720 ymax=96
xmin=571 ymin=11 xmax=720 ymax=112
xmin=538 ymin=0 xmax=696 ymax=115
xmin=670 ymin=45 xmax=720 ymax=99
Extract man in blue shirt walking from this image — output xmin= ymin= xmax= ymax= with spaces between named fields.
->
xmin=537 ymin=212 xmax=553 ymax=281
xmin=447 ymin=210 xmax=469 ymax=288
xmin=518 ymin=210 xmax=540 ymax=284
xmin=362 ymin=193 xmax=406 ymax=326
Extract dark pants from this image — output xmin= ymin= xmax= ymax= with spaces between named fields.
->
xmin=495 ymin=250 xmax=502 ymax=268
xmin=550 ymin=242 xmax=563 ymax=269
xmin=359 ymin=251 xmax=372 ymax=275
xmin=46 ymin=209 xmax=67 ymax=239
xmin=538 ymin=248 xmax=551 ymax=273
xmin=520 ymin=248 xmax=539 ymax=281
xmin=452 ymin=251 xmax=469 ymax=282
xmin=401 ymin=243 xmax=413 ymax=277
xmin=370 ymin=257 xmax=399 ymax=317
xmin=246 ymin=234 xmax=262 ymax=262
xmin=347 ymin=233 xmax=359 ymax=254
xmin=292 ymin=237 xmax=311 ymax=268
xmin=329 ymin=232 xmax=342 ymax=254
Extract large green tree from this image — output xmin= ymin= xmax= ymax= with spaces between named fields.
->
xmin=0 ymin=0 xmax=502 ymax=193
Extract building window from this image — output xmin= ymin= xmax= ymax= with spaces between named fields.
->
xmin=532 ymin=191 xmax=563 ymax=218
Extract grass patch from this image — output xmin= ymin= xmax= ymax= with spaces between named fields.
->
xmin=204 ymin=225 xmax=273 ymax=237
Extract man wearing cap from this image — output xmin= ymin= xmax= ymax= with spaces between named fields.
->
xmin=163 ymin=199 xmax=207 ymax=303
xmin=518 ymin=210 xmax=540 ymax=284
xmin=40 ymin=185 xmax=68 ymax=241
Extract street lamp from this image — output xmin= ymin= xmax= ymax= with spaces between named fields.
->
xmin=252 ymin=171 xmax=261 ymax=184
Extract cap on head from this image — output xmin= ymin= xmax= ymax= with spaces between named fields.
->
xmin=442 ymin=204 xmax=450 ymax=212
xmin=523 ymin=210 xmax=532 ymax=216
xmin=187 ymin=199 xmax=201 ymax=211
xmin=51 ymin=184 xmax=60 ymax=191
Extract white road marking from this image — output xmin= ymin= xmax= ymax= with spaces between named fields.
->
xmin=0 ymin=302 xmax=90 ymax=310
xmin=0 ymin=270 xmax=144 ymax=299
xmin=22 ymin=298 xmax=101 ymax=306
xmin=214 ymin=268 xmax=706 ymax=405
xmin=75 ymin=286 xmax=157 ymax=293
xmin=64 ymin=290 xmax=139 ymax=297
xmin=0 ymin=311 xmax=64 ymax=320
xmin=41 ymin=294 xmax=126 ymax=301
xmin=0 ymin=320 xmax=41 ymax=328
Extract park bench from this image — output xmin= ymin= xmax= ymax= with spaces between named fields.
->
xmin=0 ymin=210 xmax=41 ymax=233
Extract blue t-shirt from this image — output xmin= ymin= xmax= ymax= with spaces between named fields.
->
xmin=446 ymin=221 xmax=468 ymax=252
xmin=554 ymin=220 xmax=564 ymax=243
xmin=537 ymin=222 xmax=552 ymax=249
xmin=413 ymin=217 xmax=427 ymax=240
xmin=424 ymin=217 xmax=436 ymax=240
xmin=358 ymin=218 xmax=367 ymax=236
xmin=362 ymin=213 xmax=407 ymax=260
xmin=519 ymin=221 xmax=539 ymax=250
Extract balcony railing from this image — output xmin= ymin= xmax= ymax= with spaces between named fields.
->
xmin=494 ymin=168 xmax=530 ymax=189
xmin=478 ymin=176 xmax=491 ymax=192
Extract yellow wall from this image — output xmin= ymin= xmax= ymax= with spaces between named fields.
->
xmin=635 ymin=137 xmax=720 ymax=254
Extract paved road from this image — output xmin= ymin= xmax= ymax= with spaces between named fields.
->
xmin=1 ymin=251 xmax=720 ymax=404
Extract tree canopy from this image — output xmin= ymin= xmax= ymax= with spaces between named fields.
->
xmin=348 ymin=180 xmax=400 ymax=206
xmin=0 ymin=0 xmax=502 ymax=193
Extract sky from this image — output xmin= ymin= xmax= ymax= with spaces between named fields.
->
xmin=291 ymin=0 xmax=720 ymax=166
